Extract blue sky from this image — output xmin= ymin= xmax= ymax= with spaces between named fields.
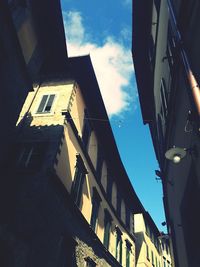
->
xmin=61 ymin=0 xmax=166 ymax=231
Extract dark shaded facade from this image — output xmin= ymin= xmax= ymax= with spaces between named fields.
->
xmin=0 ymin=0 xmax=67 ymax=166
xmin=0 ymin=0 xmax=68 ymax=265
xmin=132 ymin=0 xmax=200 ymax=266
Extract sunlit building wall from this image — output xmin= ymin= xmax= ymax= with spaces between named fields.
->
xmin=6 ymin=56 xmax=144 ymax=266
xmin=134 ymin=213 xmax=172 ymax=267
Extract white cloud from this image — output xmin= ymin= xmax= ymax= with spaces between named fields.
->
xmin=64 ymin=11 xmax=85 ymax=44
xmin=62 ymin=11 xmax=136 ymax=117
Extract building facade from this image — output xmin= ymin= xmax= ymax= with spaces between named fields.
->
xmin=0 ymin=0 xmax=67 ymax=167
xmin=161 ymin=236 xmax=172 ymax=267
xmin=134 ymin=212 xmax=172 ymax=267
xmin=132 ymin=0 xmax=200 ymax=266
xmin=0 ymin=1 xmax=68 ymax=246
xmin=2 ymin=56 xmax=145 ymax=267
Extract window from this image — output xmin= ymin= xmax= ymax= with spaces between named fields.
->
xmin=166 ymin=24 xmax=177 ymax=73
xmin=166 ymin=241 xmax=169 ymax=254
xmin=166 ymin=42 xmax=174 ymax=70
xmin=160 ymin=79 xmax=168 ymax=120
xmin=157 ymin=114 xmax=165 ymax=163
xmin=155 ymin=239 xmax=159 ymax=251
xmin=90 ymin=188 xmax=101 ymax=232
xmin=146 ymin=224 xmax=150 ymax=237
xmin=37 ymin=94 xmax=55 ymax=113
xmin=96 ymin=145 xmax=103 ymax=179
xmin=16 ymin=142 xmax=45 ymax=171
xmin=149 ymin=34 xmax=155 ymax=68
xmin=162 ymin=241 xmax=165 ymax=251
xmin=71 ymin=155 xmax=87 ymax=207
xmin=103 ymin=209 xmax=112 ymax=250
xmin=107 ymin=175 xmax=112 ymax=201
xmin=132 ymin=215 xmax=135 ymax=234
xmin=150 ymin=230 xmax=153 ymax=242
xmin=121 ymin=199 xmax=126 ymax=223
xmin=85 ymin=257 xmax=96 ymax=267
xmin=154 ymin=238 xmax=158 ymax=250
xmin=151 ymin=251 xmax=155 ymax=266
xmin=101 ymin=163 xmax=107 ymax=191
xmin=82 ymin=109 xmax=91 ymax=149
xmin=155 ymin=256 xmax=158 ymax=267
xmin=125 ymin=240 xmax=131 ymax=267
xmin=126 ymin=206 xmax=130 ymax=230
xmin=116 ymin=191 xmax=121 ymax=217
xmin=146 ymin=244 xmax=150 ymax=260
xmin=111 ymin=182 xmax=117 ymax=209
xmin=115 ymin=227 xmax=122 ymax=264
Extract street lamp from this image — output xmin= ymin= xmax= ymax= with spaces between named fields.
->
xmin=165 ymin=147 xmax=187 ymax=164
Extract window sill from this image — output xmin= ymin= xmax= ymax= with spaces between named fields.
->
xmin=33 ymin=112 xmax=55 ymax=117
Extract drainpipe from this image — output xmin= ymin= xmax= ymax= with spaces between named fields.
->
xmin=167 ymin=0 xmax=200 ymax=117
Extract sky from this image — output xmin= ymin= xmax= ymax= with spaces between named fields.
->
xmin=61 ymin=0 xmax=166 ymax=231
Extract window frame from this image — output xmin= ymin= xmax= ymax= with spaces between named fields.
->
xmin=96 ymin=144 xmax=103 ymax=180
xmin=157 ymin=114 xmax=165 ymax=163
xmin=125 ymin=239 xmax=132 ymax=267
xmin=17 ymin=144 xmax=34 ymax=168
xmin=85 ymin=257 xmax=96 ymax=267
xmin=116 ymin=190 xmax=121 ymax=218
xmin=151 ymin=250 xmax=155 ymax=266
xmin=15 ymin=142 xmax=46 ymax=171
xmin=155 ymin=256 xmax=158 ymax=267
xmin=90 ymin=188 xmax=102 ymax=232
xmin=106 ymin=173 xmax=113 ymax=202
xmin=149 ymin=34 xmax=155 ymax=68
xmin=125 ymin=206 xmax=130 ymax=230
xmin=115 ymin=226 xmax=123 ymax=264
xmin=36 ymin=94 xmax=56 ymax=114
xmin=71 ymin=155 xmax=87 ymax=207
xmin=160 ymin=78 xmax=168 ymax=121
xmin=103 ymin=209 xmax=112 ymax=250
xmin=146 ymin=243 xmax=150 ymax=261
